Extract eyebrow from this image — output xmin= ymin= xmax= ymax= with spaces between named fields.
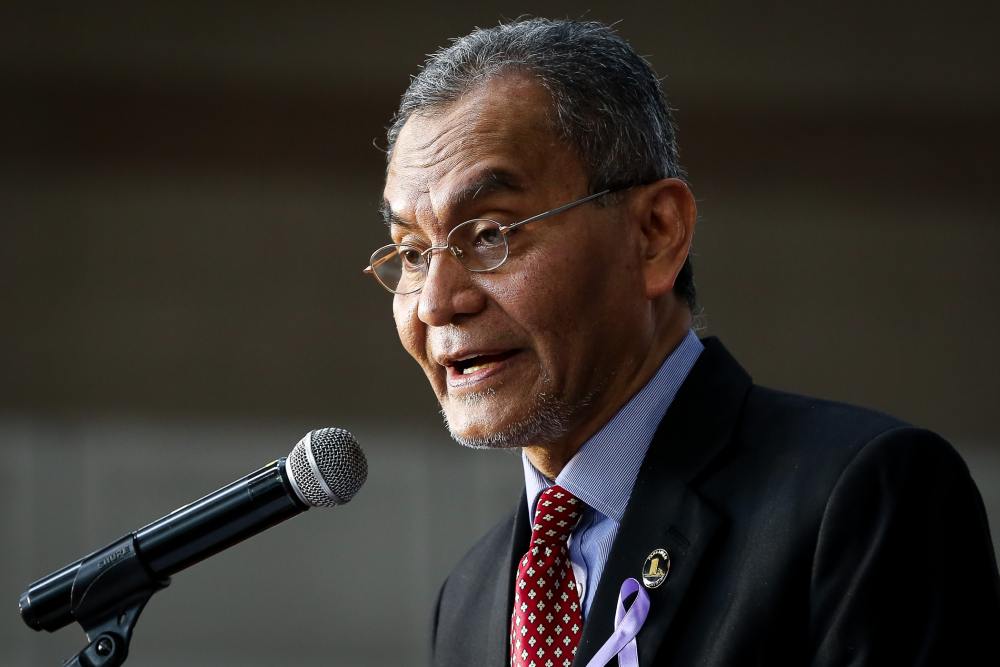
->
xmin=379 ymin=200 xmax=407 ymax=228
xmin=380 ymin=169 xmax=524 ymax=229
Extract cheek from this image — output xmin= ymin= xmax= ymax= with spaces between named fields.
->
xmin=392 ymin=296 xmax=423 ymax=360
xmin=515 ymin=235 xmax=639 ymax=354
xmin=493 ymin=256 xmax=592 ymax=355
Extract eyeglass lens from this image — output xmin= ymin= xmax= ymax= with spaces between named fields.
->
xmin=369 ymin=218 xmax=509 ymax=294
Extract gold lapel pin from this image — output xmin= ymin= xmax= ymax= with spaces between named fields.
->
xmin=641 ymin=548 xmax=671 ymax=589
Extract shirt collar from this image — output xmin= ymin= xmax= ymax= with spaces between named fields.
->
xmin=523 ymin=329 xmax=704 ymax=523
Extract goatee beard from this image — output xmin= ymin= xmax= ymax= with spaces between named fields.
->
xmin=441 ymin=386 xmax=595 ymax=450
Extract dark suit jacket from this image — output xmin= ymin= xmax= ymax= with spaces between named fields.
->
xmin=431 ymin=338 xmax=1000 ymax=666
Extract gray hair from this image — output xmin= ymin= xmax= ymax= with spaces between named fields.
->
xmin=386 ymin=17 xmax=696 ymax=311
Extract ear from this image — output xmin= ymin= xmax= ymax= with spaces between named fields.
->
xmin=630 ymin=178 xmax=697 ymax=300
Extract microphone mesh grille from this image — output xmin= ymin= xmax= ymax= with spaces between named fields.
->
xmin=287 ymin=428 xmax=367 ymax=507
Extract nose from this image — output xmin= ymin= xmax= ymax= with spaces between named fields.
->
xmin=417 ymin=248 xmax=486 ymax=326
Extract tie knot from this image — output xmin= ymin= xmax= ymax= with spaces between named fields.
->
xmin=531 ymin=485 xmax=584 ymax=544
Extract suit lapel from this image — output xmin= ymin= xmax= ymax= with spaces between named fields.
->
xmin=485 ymin=491 xmax=531 ymax=667
xmin=575 ymin=338 xmax=752 ymax=666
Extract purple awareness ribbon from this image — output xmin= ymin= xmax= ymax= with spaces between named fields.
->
xmin=583 ymin=577 xmax=650 ymax=667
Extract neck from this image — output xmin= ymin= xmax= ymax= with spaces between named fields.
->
xmin=523 ymin=308 xmax=692 ymax=480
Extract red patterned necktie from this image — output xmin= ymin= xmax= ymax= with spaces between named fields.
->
xmin=511 ymin=485 xmax=585 ymax=667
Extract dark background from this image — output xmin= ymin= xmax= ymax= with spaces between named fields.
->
xmin=3 ymin=2 xmax=998 ymax=665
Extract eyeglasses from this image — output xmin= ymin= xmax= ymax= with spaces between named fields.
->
xmin=364 ymin=189 xmax=612 ymax=294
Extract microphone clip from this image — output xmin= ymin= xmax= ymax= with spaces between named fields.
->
xmin=61 ymin=535 xmax=170 ymax=667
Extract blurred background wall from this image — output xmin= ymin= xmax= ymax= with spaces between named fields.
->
xmin=2 ymin=2 xmax=998 ymax=665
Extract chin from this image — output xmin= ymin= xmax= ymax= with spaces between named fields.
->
xmin=440 ymin=390 xmax=575 ymax=450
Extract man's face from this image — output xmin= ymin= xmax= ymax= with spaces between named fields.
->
xmin=383 ymin=75 xmax=652 ymax=450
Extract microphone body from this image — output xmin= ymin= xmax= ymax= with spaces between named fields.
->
xmin=20 ymin=458 xmax=306 ymax=632
xmin=138 ymin=458 xmax=304 ymax=577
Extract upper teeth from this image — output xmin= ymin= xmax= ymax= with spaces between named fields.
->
xmin=462 ymin=364 xmax=486 ymax=374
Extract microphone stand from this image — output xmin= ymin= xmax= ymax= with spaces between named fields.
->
xmin=58 ymin=535 xmax=169 ymax=667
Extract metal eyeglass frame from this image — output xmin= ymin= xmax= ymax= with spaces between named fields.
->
xmin=364 ymin=189 xmax=612 ymax=294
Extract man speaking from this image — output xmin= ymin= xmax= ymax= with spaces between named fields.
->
xmin=365 ymin=17 xmax=1000 ymax=666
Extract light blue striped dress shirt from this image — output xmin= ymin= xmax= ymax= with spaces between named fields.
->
xmin=522 ymin=330 xmax=703 ymax=618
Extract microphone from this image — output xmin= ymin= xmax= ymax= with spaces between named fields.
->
xmin=19 ymin=427 xmax=367 ymax=633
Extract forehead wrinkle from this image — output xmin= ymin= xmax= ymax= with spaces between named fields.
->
xmin=446 ymin=168 xmax=524 ymax=209
xmin=382 ymin=167 xmax=524 ymax=240
xmin=397 ymin=119 xmax=485 ymax=171
xmin=386 ymin=79 xmax=569 ymax=237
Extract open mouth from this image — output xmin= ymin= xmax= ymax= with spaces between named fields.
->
xmin=450 ymin=350 xmax=519 ymax=375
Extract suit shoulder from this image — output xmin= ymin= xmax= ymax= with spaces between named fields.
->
xmin=836 ymin=423 xmax=972 ymax=484
xmin=747 ymin=384 xmax=907 ymax=432
xmin=739 ymin=385 xmax=911 ymax=459
xmin=731 ymin=385 xmax=975 ymax=493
